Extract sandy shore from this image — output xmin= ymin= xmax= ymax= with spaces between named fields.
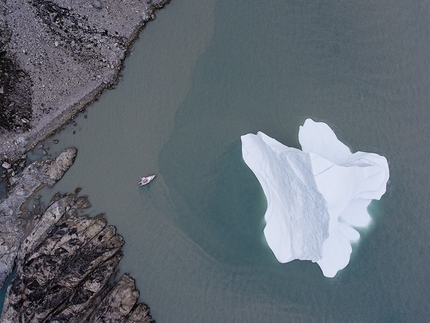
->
xmin=0 ymin=0 xmax=170 ymax=163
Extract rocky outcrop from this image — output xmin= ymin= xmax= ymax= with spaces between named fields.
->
xmin=0 ymin=148 xmax=155 ymax=321
xmin=0 ymin=0 xmax=166 ymax=318
xmin=0 ymin=193 xmax=154 ymax=323
xmin=0 ymin=0 xmax=170 ymax=162
xmin=0 ymin=147 xmax=77 ymax=290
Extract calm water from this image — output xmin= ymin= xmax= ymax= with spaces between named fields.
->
xmin=22 ymin=0 xmax=430 ymax=321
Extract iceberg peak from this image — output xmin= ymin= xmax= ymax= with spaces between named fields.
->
xmin=241 ymin=119 xmax=389 ymax=277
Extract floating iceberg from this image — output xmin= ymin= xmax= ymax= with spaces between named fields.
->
xmin=241 ymin=119 xmax=389 ymax=277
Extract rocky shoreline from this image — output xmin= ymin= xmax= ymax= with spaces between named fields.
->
xmin=0 ymin=149 xmax=154 ymax=322
xmin=0 ymin=161 xmax=158 ymax=323
xmin=0 ymin=0 xmax=171 ymax=320
xmin=0 ymin=0 xmax=170 ymax=163
xmin=0 ymin=147 xmax=77 ymax=290
xmin=1 ymin=192 xmax=154 ymax=322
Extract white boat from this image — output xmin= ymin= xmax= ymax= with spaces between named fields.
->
xmin=139 ymin=174 xmax=156 ymax=186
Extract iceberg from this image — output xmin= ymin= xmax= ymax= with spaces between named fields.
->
xmin=241 ymin=119 xmax=389 ymax=277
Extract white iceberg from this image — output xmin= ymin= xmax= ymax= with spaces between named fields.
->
xmin=241 ymin=119 xmax=389 ymax=277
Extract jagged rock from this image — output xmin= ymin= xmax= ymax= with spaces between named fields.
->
xmin=0 ymin=148 xmax=77 ymax=290
xmin=9 ymin=147 xmax=77 ymax=189
xmin=1 ymin=162 xmax=11 ymax=170
xmin=0 ymin=194 xmax=154 ymax=323
xmin=87 ymin=274 xmax=140 ymax=322
xmin=127 ymin=303 xmax=154 ymax=323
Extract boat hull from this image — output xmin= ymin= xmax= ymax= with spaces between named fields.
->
xmin=139 ymin=174 xmax=156 ymax=186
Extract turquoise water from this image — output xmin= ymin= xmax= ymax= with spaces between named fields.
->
xmin=16 ymin=0 xmax=430 ymax=321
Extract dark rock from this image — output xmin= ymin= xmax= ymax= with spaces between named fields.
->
xmin=0 ymin=148 xmax=76 ymax=290
xmin=0 ymin=149 xmax=155 ymax=322
xmin=0 ymin=194 xmax=154 ymax=323
xmin=0 ymin=40 xmax=33 ymax=133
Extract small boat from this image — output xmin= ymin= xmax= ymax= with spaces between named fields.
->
xmin=139 ymin=174 xmax=156 ymax=186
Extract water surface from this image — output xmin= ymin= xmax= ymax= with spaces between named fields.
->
xmin=29 ymin=0 xmax=430 ymax=321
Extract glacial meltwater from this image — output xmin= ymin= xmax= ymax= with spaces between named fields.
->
xmin=20 ymin=0 xmax=430 ymax=321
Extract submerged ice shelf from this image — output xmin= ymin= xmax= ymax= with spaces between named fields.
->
xmin=241 ymin=119 xmax=389 ymax=277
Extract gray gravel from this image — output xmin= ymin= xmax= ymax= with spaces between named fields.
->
xmin=0 ymin=0 xmax=170 ymax=163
